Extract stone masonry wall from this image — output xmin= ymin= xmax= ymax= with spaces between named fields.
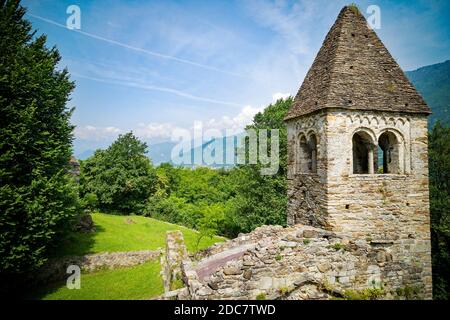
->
xmin=325 ymin=110 xmax=432 ymax=298
xmin=287 ymin=174 xmax=328 ymax=227
xmin=285 ymin=109 xmax=432 ymax=298
xmin=287 ymin=111 xmax=328 ymax=226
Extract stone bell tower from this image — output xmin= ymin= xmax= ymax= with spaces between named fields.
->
xmin=285 ymin=6 xmax=432 ymax=298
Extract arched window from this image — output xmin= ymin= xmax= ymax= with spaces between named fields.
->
xmin=378 ymin=131 xmax=400 ymax=174
xmin=308 ymin=134 xmax=318 ymax=173
xmin=297 ymin=135 xmax=309 ymax=173
xmin=352 ymin=131 xmax=376 ymax=174
xmin=296 ymin=133 xmax=318 ymax=174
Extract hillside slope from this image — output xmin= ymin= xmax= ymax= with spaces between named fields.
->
xmin=406 ymin=60 xmax=450 ymax=127
xmin=54 ymin=213 xmax=225 ymax=257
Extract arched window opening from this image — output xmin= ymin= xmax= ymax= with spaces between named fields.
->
xmin=297 ymin=135 xmax=309 ymax=173
xmin=352 ymin=131 xmax=376 ymax=174
xmin=308 ymin=134 xmax=318 ymax=173
xmin=296 ymin=134 xmax=318 ymax=174
xmin=378 ymin=131 xmax=400 ymax=174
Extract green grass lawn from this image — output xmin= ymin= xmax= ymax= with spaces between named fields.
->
xmin=54 ymin=212 xmax=225 ymax=256
xmin=31 ymin=213 xmax=225 ymax=300
xmin=32 ymin=260 xmax=163 ymax=300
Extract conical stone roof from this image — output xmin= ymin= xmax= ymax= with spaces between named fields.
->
xmin=285 ymin=5 xmax=431 ymax=121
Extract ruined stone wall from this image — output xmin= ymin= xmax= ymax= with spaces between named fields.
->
xmin=162 ymin=231 xmax=189 ymax=293
xmin=287 ymin=111 xmax=328 ymax=226
xmin=171 ymin=225 xmax=429 ymax=300
xmin=324 ymin=110 xmax=432 ymax=298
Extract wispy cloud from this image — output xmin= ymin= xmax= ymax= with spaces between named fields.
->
xmin=72 ymin=73 xmax=245 ymax=107
xmin=242 ymin=0 xmax=311 ymax=54
xmin=27 ymin=13 xmax=248 ymax=78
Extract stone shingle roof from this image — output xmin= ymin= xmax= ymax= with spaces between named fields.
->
xmin=285 ymin=6 xmax=431 ymax=121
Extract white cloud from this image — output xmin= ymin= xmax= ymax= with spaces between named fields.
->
xmin=272 ymin=92 xmax=291 ymax=102
xmin=74 ymin=125 xmax=123 ymax=141
xmin=131 ymin=104 xmax=263 ymax=143
xmin=203 ymin=105 xmax=263 ymax=133
xmin=134 ymin=122 xmax=183 ymax=140
xmin=104 ymin=126 xmax=122 ymax=134
xmin=75 ymin=91 xmax=289 ymax=145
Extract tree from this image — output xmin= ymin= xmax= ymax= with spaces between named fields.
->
xmin=80 ymin=132 xmax=157 ymax=214
xmin=194 ymin=204 xmax=225 ymax=255
xmin=0 ymin=0 xmax=80 ymax=274
xmin=223 ymin=98 xmax=292 ymax=236
xmin=429 ymin=121 xmax=450 ymax=300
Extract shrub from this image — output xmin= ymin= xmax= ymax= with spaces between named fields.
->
xmin=344 ymin=287 xmax=385 ymax=300
xmin=81 ymin=192 xmax=99 ymax=212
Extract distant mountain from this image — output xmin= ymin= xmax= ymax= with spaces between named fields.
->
xmin=148 ymin=135 xmax=241 ymax=167
xmin=75 ymin=149 xmax=95 ymax=160
xmin=406 ymin=60 xmax=450 ymax=127
xmin=75 ymin=137 xmax=241 ymax=167
xmin=146 ymin=141 xmax=176 ymax=165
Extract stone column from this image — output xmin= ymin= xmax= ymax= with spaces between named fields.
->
xmin=368 ymin=147 xmax=374 ymax=174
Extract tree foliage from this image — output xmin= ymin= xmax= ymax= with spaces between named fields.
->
xmin=429 ymin=121 xmax=450 ymax=300
xmin=144 ymin=166 xmax=230 ymax=231
xmin=223 ymin=98 xmax=291 ymax=235
xmin=0 ymin=0 xmax=80 ymax=273
xmin=80 ymin=132 xmax=157 ymax=214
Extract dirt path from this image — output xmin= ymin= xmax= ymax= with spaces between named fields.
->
xmin=195 ymin=243 xmax=256 ymax=281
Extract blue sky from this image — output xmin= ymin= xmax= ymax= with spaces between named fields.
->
xmin=22 ymin=0 xmax=450 ymax=157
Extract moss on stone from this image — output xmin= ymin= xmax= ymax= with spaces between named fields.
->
xmin=256 ymin=293 xmax=267 ymax=300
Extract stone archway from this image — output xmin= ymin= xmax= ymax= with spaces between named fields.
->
xmin=378 ymin=131 xmax=401 ymax=174
xmin=352 ymin=131 xmax=376 ymax=174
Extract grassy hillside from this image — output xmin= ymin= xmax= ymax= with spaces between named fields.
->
xmin=32 ymin=260 xmax=163 ymax=300
xmin=30 ymin=213 xmax=225 ymax=300
xmin=406 ymin=60 xmax=450 ymax=127
xmin=53 ymin=212 xmax=225 ymax=257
